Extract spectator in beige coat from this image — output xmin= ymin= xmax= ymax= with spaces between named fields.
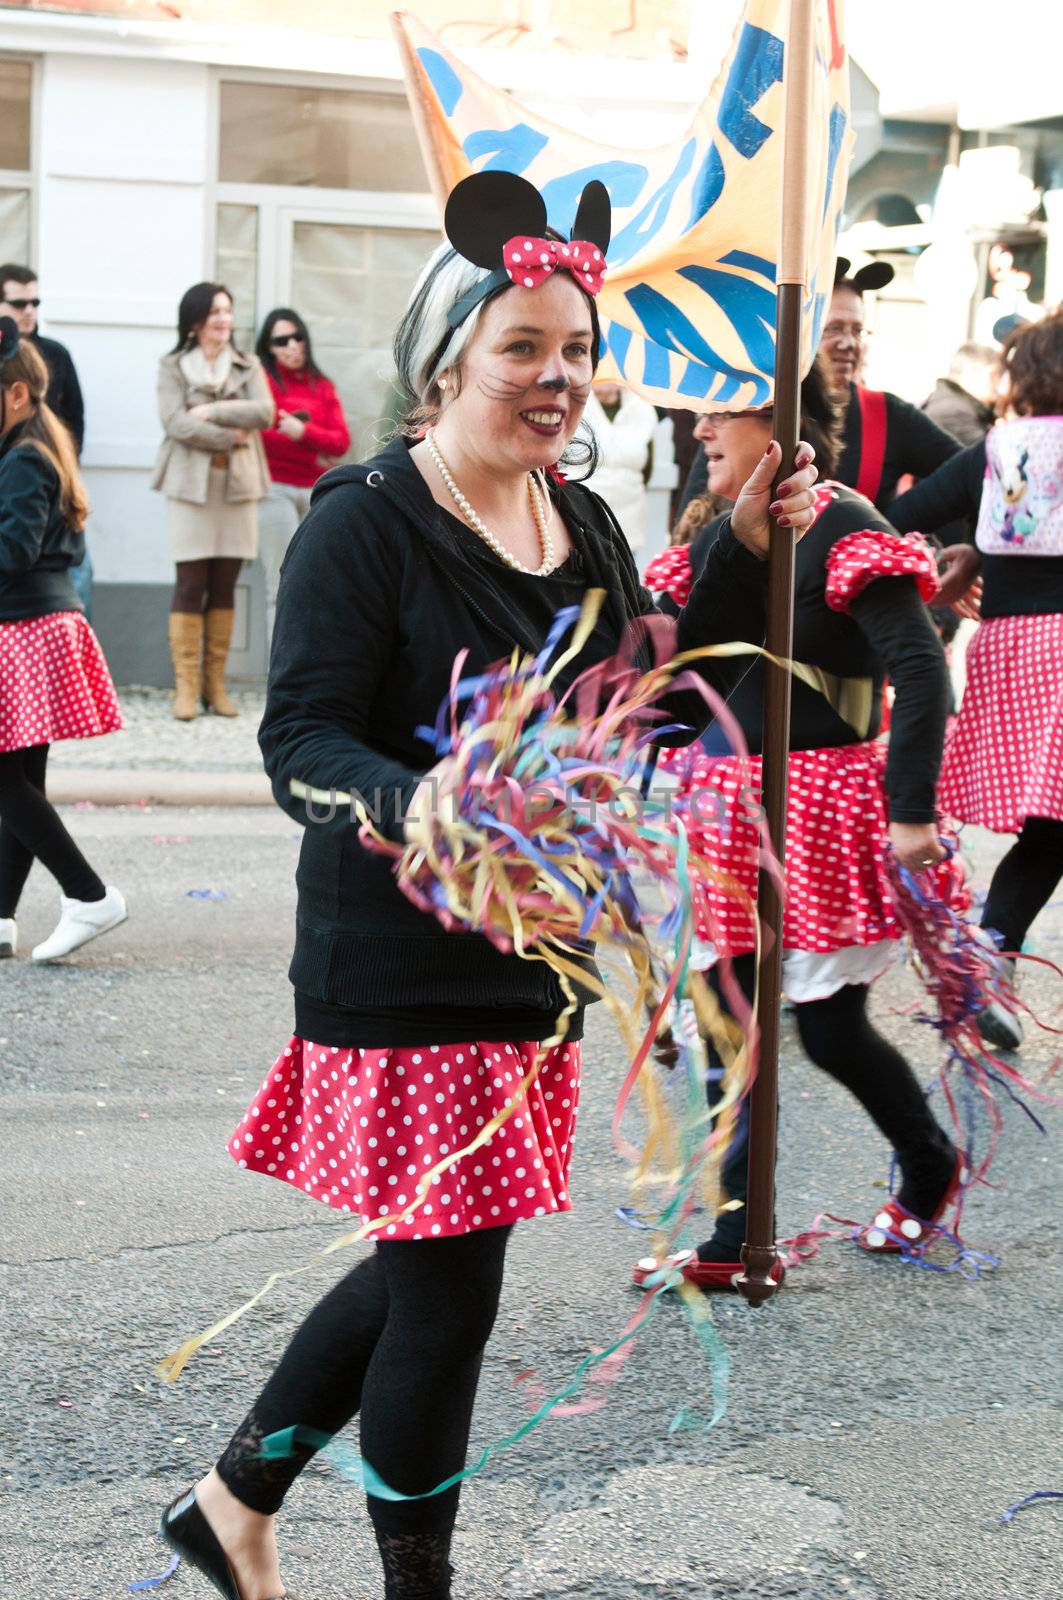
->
xmin=152 ymin=283 xmax=273 ymax=719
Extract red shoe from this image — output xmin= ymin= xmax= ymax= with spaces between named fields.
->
xmin=856 ymin=1150 xmax=968 ymax=1255
xmin=631 ymin=1249 xmax=786 ymax=1293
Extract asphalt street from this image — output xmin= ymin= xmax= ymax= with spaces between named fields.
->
xmin=0 ymin=806 xmax=1060 ymax=1600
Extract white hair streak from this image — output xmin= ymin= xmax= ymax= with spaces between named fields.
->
xmin=394 ymin=242 xmax=494 ymax=408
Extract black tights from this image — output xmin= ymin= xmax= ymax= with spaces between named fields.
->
xmin=171 ymin=557 xmax=242 ymax=614
xmin=701 ymin=957 xmax=955 ymax=1258
xmin=980 ymin=815 xmax=1063 ymax=953
xmin=0 ymin=745 xmax=105 ymax=918
xmin=216 ymin=1227 xmax=511 ymax=1587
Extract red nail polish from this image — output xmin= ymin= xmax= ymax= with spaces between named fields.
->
xmin=796 ymin=451 xmax=813 ymax=468
xmin=778 ymin=481 xmax=793 ymax=496
xmin=764 ymin=444 xmax=775 ymax=457
xmin=776 ymin=515 xmax=792 ymax=527
xmin=769 ymin=501 xmax=783 ymax=516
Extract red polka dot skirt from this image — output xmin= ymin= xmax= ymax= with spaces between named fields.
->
xmin=662 ymin=738 xmax=898 ymax=957
xmin=939 ymin=613 xmax=1063 ymax=831
xmin=230 ymin=1036 xmax=581 ymax=1239
xmin=0 ymin=610 xmax=123 ymax=753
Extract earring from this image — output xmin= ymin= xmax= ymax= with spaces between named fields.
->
xmin=438 ymin=376 xmax=448 ymax=392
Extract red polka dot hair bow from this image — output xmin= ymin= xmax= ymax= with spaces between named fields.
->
xmin=502 ymin=237 xmax=606 ymax=296
xmin=443 ymin=171 xmax=611 ymax=329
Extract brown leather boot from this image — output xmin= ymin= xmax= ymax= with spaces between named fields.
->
xmin=168 ymin=612 xmax=203 ymax=721
xmin=202 ymin=608 xmax=240 ymax=716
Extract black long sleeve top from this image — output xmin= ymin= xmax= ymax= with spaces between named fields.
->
xmin=0 ymin=423 xmax=83 ymax=622
xmin=259 ymin=434 xmax=771 ymax=1047
xmin=651 ymin=486 xmax=948 ymax=822
xmin=31 ymin=333 xmax=85 ymax=456
xmin=836 ymin=385 xmax=961 ymax=510
xmin=889 ymin=439 xmax=1063 ymax=618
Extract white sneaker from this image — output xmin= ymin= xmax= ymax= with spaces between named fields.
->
xmin=31 ymin=887 xmax=127 ymax=962
xmin=0 ymin=918 xmax=15 ymax=958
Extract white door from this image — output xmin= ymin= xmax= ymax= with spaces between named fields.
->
xmin=275 ymin=206 xmax=439 ymax=460
xmin=212 ymin=198 xmax=439 ymax=676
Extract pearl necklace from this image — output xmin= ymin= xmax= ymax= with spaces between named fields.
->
xmin=425 ymin=428 xmax=555 ymax=577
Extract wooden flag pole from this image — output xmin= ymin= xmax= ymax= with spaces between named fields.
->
xmin=390 ymin=11 xmax=450 ymax=213
xmin=736 ymin=0 xmax=817 ymax=1308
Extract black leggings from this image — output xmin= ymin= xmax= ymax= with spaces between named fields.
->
xmin=702 ymin=956 xmax=955 ymax=1257
xmin=171 ymin=557 xmax=242 ymax=614
xmin=980 ymin=815 xmax=1063 ymax=953
xmin=0 ymin=745 xmax=105 ymax=918
xmin=216 ymin=1227 xmax=511 ymax=1537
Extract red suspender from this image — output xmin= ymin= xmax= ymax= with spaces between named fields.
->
xmin=855 ymin=386 xmax=887 ymax=504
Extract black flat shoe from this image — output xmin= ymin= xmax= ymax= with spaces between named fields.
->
xmin=158 ymin=1487 xmax=288 ymax=1600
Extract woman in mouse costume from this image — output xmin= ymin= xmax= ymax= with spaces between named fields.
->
xmin=889 ymin=310 xmax=1063 ymax=1050
xmin=674 ymin=258 xmax=962 ymax=523
xmin=0 ymin=317 xmax=125 ymax=964
xmin=155 ymin=171 xmax=819 ymax=1600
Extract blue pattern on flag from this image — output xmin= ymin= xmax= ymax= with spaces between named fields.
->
xmin=721 ymin=250 xmax=777 ymax=282
xmin=677 ymin=265 xmax=777 ymax=374
xmin=402 ymin=1 xmax=852 ymax=413
xmin=610 ymin=140 xmax=697 ymax=266
xmin=605 ymin=321 xmax=634 ymax=373
xmin=822 ymin=103 xmax=848 ymax=220
xmin=624 ymin=283 xmax=772 ymax=405
xmin=417 ymin=48 xmax=464 ymax=117
xmin=685 ymin=144 xmax=725 ymax=233
xmin=541 ymin=163 xmax=649 ymax=237
xmin=718 ymin=24 xmax=785 ymax=158
xmin=463 ymin=124 xmax=548 ymax=173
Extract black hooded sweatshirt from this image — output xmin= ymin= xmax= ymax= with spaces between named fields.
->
xmin=258 ymin=434 xmax=770 ymax=1047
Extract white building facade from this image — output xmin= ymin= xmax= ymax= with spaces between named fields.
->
xmin=0 ymin=10 xmax=691 ymax=683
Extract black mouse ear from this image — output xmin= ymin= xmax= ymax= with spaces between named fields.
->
xmin=834 ymin=256 xmax=852 ymax=285
xmin=444 ymin=171 xmax=549 ymax=270
xmin=571 ymin=180 xmax=611 ymax=254
xmin=0 ymin=316 xmax=19 ymax=368
xmin=852 ymin=260 xmax=895 ymax=293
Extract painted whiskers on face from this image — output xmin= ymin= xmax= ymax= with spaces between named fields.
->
xmin=472 ymin=372 xmax=592 ymax=441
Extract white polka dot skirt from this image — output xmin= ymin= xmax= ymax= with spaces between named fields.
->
xmin=939 ymin=613 xmax=1063 ymax=831
xmin=0 ymin=610 xmax=123 ymax=752
xmin=229 ymin=1036 xmax=581 ymax=1239
xmin=662 ymin=738 xmax=899 ymax=956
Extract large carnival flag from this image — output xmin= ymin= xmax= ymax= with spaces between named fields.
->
xmin=392 ymin=1 xmax=852 ymax=413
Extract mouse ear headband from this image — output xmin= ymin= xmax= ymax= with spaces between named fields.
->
xmin=835 ymin=256 xmax=895 ymax=294
xmin=443 ymin=171 xmax=611 ymax=329
xmin=0 ymin=316 xmax=20 ymax=372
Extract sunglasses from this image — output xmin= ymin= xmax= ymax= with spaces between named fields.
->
xmin=269 ymin=333 xmax=304 ymax=348
xmin=5 ymin=298 xmax=40 ymax=311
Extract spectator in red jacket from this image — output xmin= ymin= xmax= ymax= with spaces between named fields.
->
xmin=255 ymin=308 xmax=351 ymax=644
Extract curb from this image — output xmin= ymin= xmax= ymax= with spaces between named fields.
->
xmin=48 ymin=768 xmax=274 ymax=807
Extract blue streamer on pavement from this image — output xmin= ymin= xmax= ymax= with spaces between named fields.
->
xmin=999 ymin=1490 xmax=1063 ymax=1524
xmin=128 ymin=1549 xmax=180 ymax=1591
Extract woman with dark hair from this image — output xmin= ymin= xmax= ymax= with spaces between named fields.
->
xmin=0 ymin=318 xmax=125 ymax=962
xmin=153 ymin=172 xmax=819 ymax=1600
xmin=673 ymin=258 xmax=962 ymax=523
xmin=255 ymin=308 xmax=350 ymax=645
xmin=888 ymin=310 xmax=1063 ymax=1052
xmin=635 ymin=356 xmax=960 ymax=1294
xmin=152 ymin=282 xmax=273 ymax=719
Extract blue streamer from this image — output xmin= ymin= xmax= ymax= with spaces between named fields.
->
xmin=999 ymin=1490 xmax=1063 ymax=1524
xmin=128 ymin=1549 xmax=180 ymax=1592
